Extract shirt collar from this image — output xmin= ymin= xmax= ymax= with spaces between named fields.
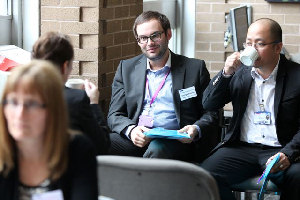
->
xmin=251 ymin=57 xmax=280 ymax=81
xmin=146 ymin=50 xmax=171 ymax=72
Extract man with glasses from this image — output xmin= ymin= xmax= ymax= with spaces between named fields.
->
xmin=107 ymin=11 xmax=218 ymax=161
xmin=202 ymin=18 xmax=300 ymax=199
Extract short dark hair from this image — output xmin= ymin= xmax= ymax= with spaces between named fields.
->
xmin=255 ymin=18 xmax=282 ymax=42
xmin=133 ymin=11 xmax=171 ymax=39
xmin=32 ymin=32 xmax=74 ymax=70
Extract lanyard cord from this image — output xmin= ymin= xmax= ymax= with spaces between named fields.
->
xmin=146 ymin=68 xmax=171 ymax=107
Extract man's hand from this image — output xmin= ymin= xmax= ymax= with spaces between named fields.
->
xmin=131 ymin=126 xmax=151 ymax=147
xmin=177 ymin=125 xmax=199 ymax=143
xmin=266 ymin=152 xmax=291 ymax=173
xmin=224 ymin=52 xmax=242 ymax=75
xmin=84 ymin=80 xmax=99 ymax=104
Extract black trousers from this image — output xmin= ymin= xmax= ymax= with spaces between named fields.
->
xmin=201 ymin=142 xmax=300 ymax=200
xmin=108 ymin=132 xmax=194 ymax=161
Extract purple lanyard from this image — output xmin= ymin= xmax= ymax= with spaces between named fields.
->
xmin=146 ymin=68 xmax=171 ymax=107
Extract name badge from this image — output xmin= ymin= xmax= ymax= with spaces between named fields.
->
xmin=254 ymin=111 xmax=271 ymax=125
xmin=138 ymin=115 xmax=153 ymax=128
xmin=32 ymin=189 xmax=64 ymax=200
xmin=178 ymin=86 xmax=197 ymax=101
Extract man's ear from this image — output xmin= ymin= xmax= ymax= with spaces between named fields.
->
xmin=275 ymin=42 xmax=283 ymax=54
xmin=166 ymin=28 xmax=172 ymax=41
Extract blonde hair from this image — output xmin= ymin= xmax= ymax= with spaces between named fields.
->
xmin=0 ymin=60 xmax=70 ymax=180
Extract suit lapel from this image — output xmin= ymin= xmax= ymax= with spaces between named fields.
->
xmin=134 ymin=56 xmax=147 ymax=114
xmin=274 ymin=56 xmax=286 ymax=119
xmin=171 ymin=53 xmax=185 ymax=124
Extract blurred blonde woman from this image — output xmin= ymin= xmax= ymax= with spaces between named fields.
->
xmin=0 ymin=60 xmax=98 ymax=200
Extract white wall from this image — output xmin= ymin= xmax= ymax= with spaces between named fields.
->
xmin=22 ymin=0 xmax=39 ymax=51
xmin=180 ymin=0 xmax=195 ymax=58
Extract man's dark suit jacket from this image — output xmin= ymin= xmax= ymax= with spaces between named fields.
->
xmin=64 ymin=87 xmax=110 ymax=155
xmin=203 ymin=54 xmax=300 ymax=163
xmin=107 ymin=51 xmax=219 ymax=160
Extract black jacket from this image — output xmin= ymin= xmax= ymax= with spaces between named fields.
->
xmin=64 ymin=87 xmax=110 ymax=155
xmin=0 ymin=134 xmax=98 ymax=200
xmin=203 ymin=54 xmax=300 ymax=162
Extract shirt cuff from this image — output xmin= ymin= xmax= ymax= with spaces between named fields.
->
xmin=193 ymin=125 xmax=202 ymax=139
xmin=222 ymin=69 xmax=234 ymax=78
xmin=124 ymin=125 xmax=136 ymax=140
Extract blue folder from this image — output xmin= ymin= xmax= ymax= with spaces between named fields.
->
xmin=143 ymin=127 xmax=190 ymax=139
xmin=257 ymin=154 xmax=282 ymax=200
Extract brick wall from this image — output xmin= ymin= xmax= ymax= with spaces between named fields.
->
xmin=196 ymin=0 xmax=300 ymax=79
xmin=40 ymin=0 xmax=143 ymax=115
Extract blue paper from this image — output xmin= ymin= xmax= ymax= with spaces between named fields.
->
xmin=144 ymin=127 xmax=190 ymax=139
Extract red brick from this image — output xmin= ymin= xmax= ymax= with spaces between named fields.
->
xmin=122 ymin=43 xmax=136 ymax=57
xmin=99 ymin=34 xmax=114 ymax=47
xmin=114 ymin=31 xmax=129 ymax=44
xmin=129 ymin=4 xmax=143 ymax=16
xmin=99 ymin=86 xmax=112 ymax=100
xmin=99 ymin=8 xmax=114 ymax=20
xmin=102 ymin=72 xmax=116 ymax=87
xmin=105 ymin=46 xmax=122 ymax=60
xmin=115 ymin=6 xmax=130 ymax=18
xmin=100 ymin=60 xmax=114 ymax=74
xmin=123 ymin=0 xmax=138 ymax=4
xmin=105 ymin=0 xmax=122 ymax=7
xmin=122 ymin=18 xmax=135 ymax=31
xmin=105 ymin=20 xmax=122 ymax=33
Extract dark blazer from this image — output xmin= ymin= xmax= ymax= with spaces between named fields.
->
xmin=64 ymin=87 xmax=110 ymax=155
xmin=203 ymin=54 xmax=300 ymax=162
xmin=108 ymin=51 xmax=218 ymax=140
xmin=0 ymin=134 xmax=98 ymax=200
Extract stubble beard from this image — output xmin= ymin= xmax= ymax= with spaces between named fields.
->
xmin=143 ymin=42 xmax=169 ymax=61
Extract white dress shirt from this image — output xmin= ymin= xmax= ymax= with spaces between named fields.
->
xmin=240 ymin=63 xmax=281 ymax=147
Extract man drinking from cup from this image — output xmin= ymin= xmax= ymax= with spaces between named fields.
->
xmin=201 ymin=18 xmax=300 ymax=199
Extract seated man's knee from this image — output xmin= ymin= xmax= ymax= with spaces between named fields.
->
xmin=143 ymin=139 xmax=170 ymax=158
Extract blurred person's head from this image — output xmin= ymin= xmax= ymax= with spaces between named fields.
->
xmin=0 ymin=60 xmax=69 ymax=180
xmin=245 ymin=18 xmax=283 ymax=69
xmin=133 ymin=11 xmax=171 ymax=62
xmin=32 ymin=32 xmax=74 ymax=82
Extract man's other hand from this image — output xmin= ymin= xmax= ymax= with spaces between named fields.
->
xmin=266 ymin=152 xmax=291 ymax=173
xmin=131 ymin=126 xmax=151 ymax=147
xmin=177 ymin=125 xmax=199 ymax=143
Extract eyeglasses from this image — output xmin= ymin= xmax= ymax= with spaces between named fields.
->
xmin=136 ymin=31 xmax=164 ymax=44
xmin=3 ymin=99 xmax=46 ymax=112
xmin=243 ymin=41 xmax=280 ymax=49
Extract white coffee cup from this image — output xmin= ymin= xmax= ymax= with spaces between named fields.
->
xmin=240 ymin=46 xmax=259 ymax=66
xmin=65 ymin=78 xmax=85 ymax=89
